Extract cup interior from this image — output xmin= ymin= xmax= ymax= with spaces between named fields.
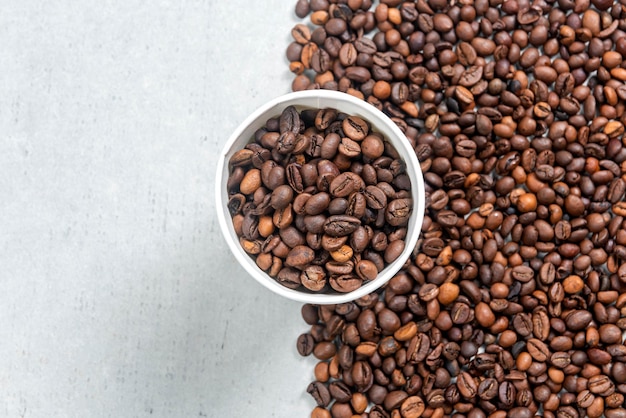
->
xmin=215 ymin=90 xmax=426 ymax=304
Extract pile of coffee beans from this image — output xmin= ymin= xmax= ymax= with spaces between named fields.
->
xmin=227 ymin=105 xmax=413 ymax=293
xmin=288 ymin=0 xmax=626 ymax=417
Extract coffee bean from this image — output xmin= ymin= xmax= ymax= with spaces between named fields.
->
xmin=355 ymin=259 xmax=377 ymax=281
xmin=526 ymin=338 xmax=550 ymax=362
xmin=457 ymin=372 xmax=477 ymax=399
xmin=280 ymin=105 xmax=301 ymax=134
xmin=565 ymin=310 xmax=593 ymax=331
xmin=329 ymin=274 xmax=362 ymax=293
xmin=307 ymin=381 xmax=331 ymax=406
xmin=363 ymin=185 xmax=387 ymax=210
xmin=532 ymin=309 xmax=550 ymax=340
xmin=386 ymin=198 xmax=413 ymax=226
xmin=342 ymin=115 xmax=369 ymax=141
xmin=329 ymin=172 xmax=364 ymax=197
xmin=498 ymin=381 xmax=516 ymax=407
xmin=329 ymin=381 xmax=352 ymax=403
xmin=276 ymin=267 xmax=301 ymax=289
xmin=285 ymin=245 xmax=316 ymax=268
xmin=301 ymin=265 xmax=327 ymax=291
xmin=589 ymin=374 xmax=614 ymax=394
xmin=400 ymin=396 xmax=425 ymax=418
xmin=351 ymin=360 xmax=373 ymax=392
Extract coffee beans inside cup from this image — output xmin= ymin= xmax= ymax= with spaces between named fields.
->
xmin=227 ymin=105 xmax=413 ymax=293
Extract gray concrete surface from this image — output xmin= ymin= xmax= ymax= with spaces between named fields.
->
xmin=0 ymin=1 xmax=316 ymax=416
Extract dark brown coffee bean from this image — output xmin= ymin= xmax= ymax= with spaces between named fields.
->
xmin=565 ymin=310 xmax=593 ymax=331
xmin=451 ymin=302 xmax=471 ymax=324
xmin=286 ymin=245 xmax=316 ymax=268
xmin=588 ymin=374 xmax=614 ymax=394
xmin=323 ymin=215 xmax=361 ymax=237
xmin=356 ymin=259 xmax=378 ymax=281
xmin=276 ymin=267 xmax=301 ymax=289
xmin=297 ymin=333 xmax=315 ymax=356
xmin=407 ymin=333 xmax=430 ymax=363
xmin=338 ymin=137 xmax=361 ymax=158
xmin=532 ymin=309 xmax=550 ymax=340
xmin=280 ymin=105 xmax=301 ymax=134
xmin=400 ymin=396 xmax=425 ymax=418
xmin=301 ymin=265 xmax=327 ymax=291
xmin=459 ymin=66 xmax=483 ymax=87
xmin=550 ymin=352 xmax=571 ymax=369
xmin=511 ymin=265 xmax=534 ymax=282
xmin=351 ymin=360 xmax=373 ymax=392
xmin=326 ymin=269 xmax=361 ymax=293
xmin=270 ymin=184 xmax=294 ymax=210
xmin=307 ymin=381 xmax=331 ymax=406
xmin=457 ymin=372 xmax=477 ymax=399
xmin=329 ymin=172 xmax=364 ymax=197
xmin=526 ymin=338 xmax=550 ymax=362
xmin=305 ymin=192 xmax=331 ymax=215
xmin=363 ymin=185 xmax=387 ymax=210
xmin=345 ymin=66 xmax=371 ymax=83
xmin=384 ymin=240 xmax=405 ymax=263
xmin=498 ymin=381 xmax=516 ymax=408
xmin=342 ymin=115 xmax=369 ymax=141
xmin=386 ymin=198 xmax=412 ymax=226
xmin=474 ymin=378 xmax=496 ymax=402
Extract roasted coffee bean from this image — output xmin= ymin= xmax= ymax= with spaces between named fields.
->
xmin=352 ymin=360 xmax=373 ymax=392
xmin=364 ymin=185 xmax=387 ymax=210
xmin=386 ymin=198 xmax=413 ymax=226
xmin=329 ymin=381 xmax=352 ymax=403
xmin=329 ymin=172 xmax=364 ymax=197
xmin=457 ymin=372 xmax=477 ymax=399
xmin=329 ymin=274 xmax=362 ymax=293
xmin=279 ymin=106 xmax=301 ymax=134
xmin=323 ymin=215 xmax=361 ymax=237
xmin=297 ymin=333 xmax=315 ymax=356
xmin=307 ymin=381 xmax=331 ymax=407
xmin=565 ymin=310 xmax=593 ymax=331
xmin=301 ymin=265 xmax=327 ymax=291
xmin=498 ymin=381 xmax=516 ymax=407
xmin=476 ymin=378 xmax=498 ymax=402
xmin=588 ymin=374 xmax=614 ymax=394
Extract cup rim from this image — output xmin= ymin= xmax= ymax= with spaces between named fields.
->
xmin=216 ymin=90 xmax=426 ymax=304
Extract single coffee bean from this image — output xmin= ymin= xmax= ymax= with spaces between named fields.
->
xmin=329 ymin=172 xmax=364 ymax=197
xmin=526 ymin=338 xmax=550 ymax=362
xmin=301 ymin=265 xmax=327 ymax=291
xmin=329 ymin=274 xmax=362 ymax=293
xmin=356 ymin=259 xmax=378 ymax=281
xmin=297 ymin=333 xmax=315 ymax=356
xmin=588 ymin=374 xmax=614 ymax=394
xmin=307 ymin=381 xmax=331 ymax=406
xmin=386 ymin=198 xmax=413 ymax=226
xmin=364 ymin=185 xmax=387 ymax=210
xmin=565 ymin=310 xmax=593 ymax=331
xmin=286 ymin=245 xmax=316 ymax=268
xmin=457 ymin=372 xmax=477 ymax=399
xmin=323 ymin=215 xmax=361 ymax=237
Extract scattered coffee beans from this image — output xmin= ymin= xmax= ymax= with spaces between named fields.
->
xmin=228 ymin=105 xmax=413 ymax=293
xmin=288 ymin=0 xmax=626 ymax=417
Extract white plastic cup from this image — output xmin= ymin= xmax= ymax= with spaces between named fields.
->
xmin=216 ymin=90 xmax=426 ymax=304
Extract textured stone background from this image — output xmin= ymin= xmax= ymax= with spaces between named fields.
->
xmin=0 ymin=1 xmax=314 ymax=416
